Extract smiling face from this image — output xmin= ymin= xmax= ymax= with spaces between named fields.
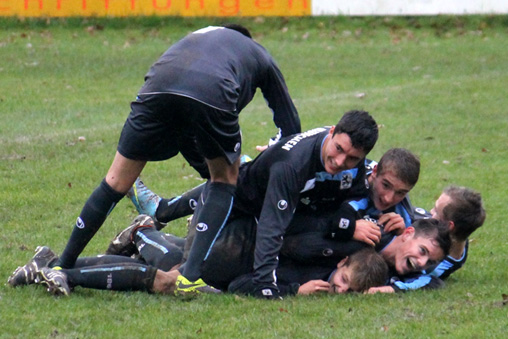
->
xmin=370 ymin=166 xmax=413 ymax=211
xmin=321 ymin=128 xmax=366 ymax=175
xmin=393 ymin=227 xmax=445 ymax=275
xmin=328 ymin=259 xmax=355 ymax=294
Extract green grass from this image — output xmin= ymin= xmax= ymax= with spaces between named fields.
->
xmin=1 ymin=16 xmax=507 ymax=338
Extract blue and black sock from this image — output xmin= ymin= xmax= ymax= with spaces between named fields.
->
xmin=181 ymin=182 xmax=236 ymax=281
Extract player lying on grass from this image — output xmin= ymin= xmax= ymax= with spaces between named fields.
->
xmin=366 ymin=185 xmax=486 ymax=293
xmin=29 ymin=216 xmax=446 ymax=297
xmin=7 ymin=215 xmax=389 ymax=297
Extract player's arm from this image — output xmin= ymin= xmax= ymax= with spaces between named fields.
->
xmin=259 ymin=60 xmax=301 ymax=137
xmin=297 ymin=280 xmax=330 ymax=295
xmin=251 ymin=163 xmax=302 ymax=293
xmin=280 ymin=232 xmax=369 ymax=266
xmin=327 ymin=200 xmax=381 ymax=245
xmin=383 ymin=273 xmax=445 ymax=293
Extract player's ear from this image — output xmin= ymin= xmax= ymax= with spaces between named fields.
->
xmin=448 ymin=220 xmax=455 ymax=232
xmin=329 ymin=125 xmax=335 ymax=136
xmin=402 ymin=226 xmax=415 ymax=241
xmin=372 ymin=164 xmax=378 ymax=178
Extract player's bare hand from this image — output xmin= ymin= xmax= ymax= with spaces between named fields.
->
xmin=353 ymin=219 xmax=381 ymax=246
xmin=256 ymin=145 xmax=268 ymax=152
xmin=365 ymin=285 xmax=395 ymax=294
xmin=297 ymin=280 xmax=330 ymax=295
xmin=378 ymin=213 xmax=405 ymax=235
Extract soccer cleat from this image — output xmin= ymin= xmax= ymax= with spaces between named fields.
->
xmin=7 ymin=246 xmax=59 ymax=287
xmin=36 ymin=267 xmax=71 ymax=296
xmin=126 ymin=178 xmax=161 ymax=217
xmin=105 ymin=214 xmax=154 ymax=256
xmin=175 ymin=275 xmax=221 ymax=295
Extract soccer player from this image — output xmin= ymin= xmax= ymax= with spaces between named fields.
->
xmin=168 ymin=110 xmax=378 ymax=298
xmin=53 ymin=23 xmax=302 ymax=297
xmin=30 ymin=219 xmax=389 ymax=297
xmin=366 ymin=185 xmax=486 ymax=293
xmin=32 ymin=217 xmax=445 ymax=297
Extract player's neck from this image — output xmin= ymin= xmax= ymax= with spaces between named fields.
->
xmin=449 ymin=239 xmax=466 ymax=260
xmin=379 ymin=236 xmax=399 ymax=267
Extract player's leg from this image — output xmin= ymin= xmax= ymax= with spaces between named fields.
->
xmin=178 ymin=100 xmax=242 ymax=284
xmin=180 ymin=156 xmax=239 ymax=282
xmin=55 ymin=152 xmax=145 ymax=269
xmin=134 ymin=226 xmax=184 ymax=271
xmin=128 ymin=179 xmax=205 ymax=228
xmin=37 ymin=263 xmax=159 ymax=296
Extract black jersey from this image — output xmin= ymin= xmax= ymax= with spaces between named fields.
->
xmin=233 ymin=127 xmax=368 ymax=288
xmin=139 ymin=26 xmax=300 ymax=137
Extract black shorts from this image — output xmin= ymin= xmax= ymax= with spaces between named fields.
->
xmin=117 ymin=93 xmax=242 ymax=172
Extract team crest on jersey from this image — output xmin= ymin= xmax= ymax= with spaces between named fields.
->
xmin=196 ymin=223 xmax=208 ymax=232
xmin=261 ymin=289 xmax=273 ymax=296
xmin=340 ymin=172 xmax=353 ymax=190
xmin=189 ymin=199 xmax=197 ymax=210
xmin=76 ymin=217 xmax=85 ymax=229
xmin=277 ymin=200 xmax=288 ymax=210
xmin=415 ymin=207 xmax=427 ymax=216
xmin=339 ymin=218 xmax=350 ymax=229
xmin=322 ymin=248 xmax=333 ymax=257
xmin=234 ymin=142 xmax=241 ymax=152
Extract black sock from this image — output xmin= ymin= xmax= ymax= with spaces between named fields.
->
xmin=58 ymin=179 xmax=124 ymax=268
xmin=65 ymin=263 xmax=157 ymax=292
xmin=74 ymin=255 xmax=145 ymax=268
xmin=135 ymin=227 xmax=184 ymax=271
xmin=181 ymin=182 xmax=236 ymax=281
xmin=156 ymin=183 xmax=206 ymax=223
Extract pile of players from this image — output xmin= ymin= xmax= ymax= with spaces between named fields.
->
xmin=7 ymin=24 xmax=486 ymax=300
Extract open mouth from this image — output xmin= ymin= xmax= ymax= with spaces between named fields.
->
xmin=406 ymin=258 xmax=417 ymax=272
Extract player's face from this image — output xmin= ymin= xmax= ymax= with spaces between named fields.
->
xmin=370 ymin=167 xmax=412 ymax=211
xmin=322 ymin=129 xmax=366 ymax=175
xmin=431 ymin=193 xmax=452 ymax=221
xmin=329 ymin=259 xmax=354 ymax=294
xmin=394 ymin=227 xmax=445 ymax=275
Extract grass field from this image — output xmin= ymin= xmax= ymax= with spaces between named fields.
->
xmin=1 ymin=16 xmax=507 ymax=338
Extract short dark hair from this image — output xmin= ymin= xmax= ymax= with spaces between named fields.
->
xmin=412 ymin=218 xmax=451 ymax=257
xmin=346 ymin=248 xmax=389 ymax=292
xmin=334 ymin=110 xmax=378 ymax=154
xmin=377 ymin=148 xmax=420 ymax=187
xmin=442 ymin=186 xmax=486 ymax=241
xmin=222 ymin=24 xmax=252 ymax=38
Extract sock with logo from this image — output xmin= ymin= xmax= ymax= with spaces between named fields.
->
xmin=155 ymin=183 xmax=206 ymax=224
xmin=56 ymin=179 xmax=124 ymax=269
xmin=181 ymin=182 xmax=236 ymax=281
